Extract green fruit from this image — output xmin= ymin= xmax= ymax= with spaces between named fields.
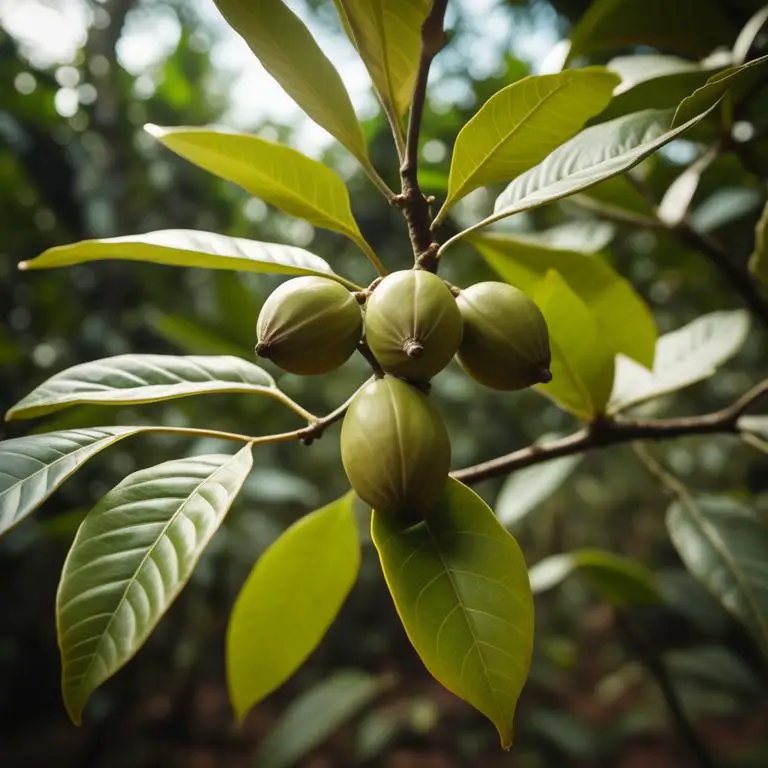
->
xmin=456 ymin=281 xmax=552 ymax=391
xmin=340 ymin=376 xmax=450 ymax=524
xmin=364 ymin=269 xmax=463 ymax=379
xmin=256 ymin=276 xmax=362 ymax=375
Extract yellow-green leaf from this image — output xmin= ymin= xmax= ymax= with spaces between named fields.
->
xmin=436 ymin=69 xmax=618 ymax=221
xmin=534 ymin=271 xmax=615 ymax=419
xmin=333 ymin=0 xmax=430 ymax=116
xmin=749 ymin=201 xmax=768 ymax=284
xmin=372 ymin=478 xmax=533 ymax=749
xmin=147 ymin=126 xmax=377 ymax=266
xmin=212 ymin=0 xmax=368 ymax=166
xmin=19 ymin=230 xmax=361 ymax=290
xmin=57 ymin=447 xmax=253 ymax=724
xmin=469 ymin=231 xmax=656 ymax=367
xmin=227 ymin=493 xmax=360 ymax=721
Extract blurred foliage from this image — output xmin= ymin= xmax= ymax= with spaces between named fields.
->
xmin=1 ymin=0 xmax=768 ymax=766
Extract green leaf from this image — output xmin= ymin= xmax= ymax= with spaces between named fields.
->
xmin=566 ymin=0 xmax=736 ymax=63
xmin=147 ymin=126 xmax=376 ymax=264
xmin=211 ymin=0 xmax=368 ymax=167
xmin=667 ymin=495 xmax=768 ymax=658
xmin=749 ymin=201 xmax=768 ymax=284
xmin=673 ymin=54 xmax=768 ymax=126
xmin=372 ymin=478 xmax=533 ymax=749
xmin=57 ymin=446 xmax=253 ymax=724
xmin=600 ymin=55 xmax=721 ymax=121
xmin=733 ymin=5 xmax=768 ymax=65
xmin=436 ymin=69 xmax=618 ymax=220
xmin=332 ymin=0 xmax=430 ymax=116
xmin=6 ymin=355 xmax=284 ymax=421
xmin=446 ymin=106 xmax=717 ymax=247
xmin=19 ymin=230 xmax=359 ymax=289
xmin=254 ymin=670 xmax=384 ymax=768
xmin=227 ymin=493 xmax=360 ymax=721
xmin=496 ymin=441 xmax=583 ymax=528
xmin=469 ymin=231 xmax=656 ymax=367
xmin=529 ymin=549 xmax=662 ymax=606
xmin=0 ymin=427 xmax=140 ymax=538
xmin=533 ymin=271 xmax=615 ymax=419
xmin=609 ymin=310 xmax=750 ymax=413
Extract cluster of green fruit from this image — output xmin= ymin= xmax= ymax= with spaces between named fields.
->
xmin=255 ymin=270 xmax=551 ymax=525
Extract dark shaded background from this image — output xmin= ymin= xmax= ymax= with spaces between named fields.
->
xmin=1 ymin=0 xmax=768 ymax=766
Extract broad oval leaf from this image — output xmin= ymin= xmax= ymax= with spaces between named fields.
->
xmin=529 ymin=549 xmax=662 ymax=606
xmin=533 ymin=271 xmax=615 ymax=419
xmin=0 ymin=427 xmax=140 ymax=538
xmin=19 ymin=230 xmax=359 ymax=289
xmin=469 ymin=231 xmax=656 ymax=367
xmin=496 ymin=442 xmax=583 ymax=528
xmin=146 ymin=126 xmax=376 ymax=264
xmin=566 ymin=0 xmax=736 ymax=63
xmin=372 ymin=478 xmax=534 ymax=749
xmin=609 ymin=310 xmax=750 ymax=413
xmin=749 ymin=201 xmax=768 ymax=285
xmin=57 ymin=446 xmax=253 ymax=724
xmin=667 ymin=495 xmax=768 ymax=658
xmin=212 ymin=0 xmax=368 ymax=166
xmin=227 ymin=493 xmax=360 ymax=721
xmin=6 ymin=355 xmax=283 ymax=421
xmin=436 ymin=69 xmax=618 ymax=220
xmin=333 ymin=0 xmax=429 ymax=116
xmin=254 ymin=670 xmax=384 ymax=768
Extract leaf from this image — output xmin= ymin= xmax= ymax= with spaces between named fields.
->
xmin=19 ymin=230 xmax=359 ymax=290
xmin=674 ymin=54 xmax=768 ymax=127
xmin=574 ymin=173 xmax=655 ymax=219
xmin=749 ymin=201 xmax=768 ymax=284
xmin=372 ymin=478 xmax=534 ymax=749
xmin=0 ymin=427 xmax=140 ymax=538
xmin=227 ymin=493 xmax=360 ymax=721
xmin=692 ymin=187 xmax=763 ymax=233
xmin=733 ymin=5 xmax=768 ymax=65
xmin=445 ymin=105 xmax=717 ymax=247
xmin=469 ymin=232 xmax=656 ymax=367
xmin=496 ymin=441 xmax=583 ymax=528
xmin=609 ymin=310 xmax=750 ymax=413
xmin=57 ymin=446 xmax=253 ymax=724
xmin=6 ymin=355 xmax=284 ymax=421
xmin=511 ymin=221 xmax=615 ymax=254
xmin=211 ymin=0 xmax=368 ymax=167
xmin=529 ymin=549 xmax=662 ymax=606
xmin=533 ymin=271 xmax=615 ymax=419
xmin=332 ymin=0 xmax=430 ymax=116
xmin=566 ymin=0 xmax=736 ymax=63
xmin=436 ymin=69 xmax=618 ymax=220
xmin=667 ymin=495 xmax=768 ymax=658
xmin=600 ymin=55 xmax=721 ymax=122
xmin=147 ymin=126 xmax=376 ymax=263
xmin=253 ymin=670 xmax=383 ymax=768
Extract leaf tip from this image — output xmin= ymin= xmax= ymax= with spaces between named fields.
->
xmin=143 ymin=123 xmax=163 ymax=138
xmin=18 ymin=260 xmax=30 ymax=271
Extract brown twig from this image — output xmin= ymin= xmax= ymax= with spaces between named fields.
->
xmin=394 ymin=0 xmax=448 ymax=271
xmin=452 ymin=380 xmax=768 ymax=484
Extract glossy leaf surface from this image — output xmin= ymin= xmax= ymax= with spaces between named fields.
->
xmin=372 ymin=479 xmax=533 ymax=748
xmin=147 ymin=126 xmax=375 ymax=262
xmin=227 ymin=493 xmax=360 ymax=721
xmin=211 ymin=0 xmax=368 ymax=165
xmin=667 ymin=496 xmax=768 ymax=658
xmin=609 ymin=310 xmax=750 ymax=413
xmin=7 ymin=355 xmax=280 ymax=421
xmin=437 ymin=69 xmax=618 ymax=218
xmin=19 ymin=230 xmax=358 ymax=288
xmin=57 ymin=446 xmax=253 ymax=723
xmin=0 ymin=427 xmax=139 ymax=538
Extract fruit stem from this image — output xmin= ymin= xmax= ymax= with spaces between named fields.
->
xmin=403 ymin=340 xmax=424 ymax=359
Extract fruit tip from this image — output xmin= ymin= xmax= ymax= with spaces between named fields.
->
xmin=403 ymin=340 xmax=424 ymax=359
xmin=254 ymin=341 xmax=271 ymax=358
xmin=538 ymin=367 xmax=553 ymax=384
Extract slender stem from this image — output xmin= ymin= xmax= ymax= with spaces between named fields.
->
xmin=616 ymin=611 xmax=719 ymax=768
xmin=452 ymin=380 xmax=768 ymax=484
xmin=363 ymin=159 xmax=397 ymax=203
xmin=395 ymin=0 xmax=448 ymax=269
xmin=271 ymin=390 xmax=319 ymax=423
xmin=146 ymin=425 xmax=285 ymax=444
xmin=383 ymin=102 xmax=407 ymax=160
